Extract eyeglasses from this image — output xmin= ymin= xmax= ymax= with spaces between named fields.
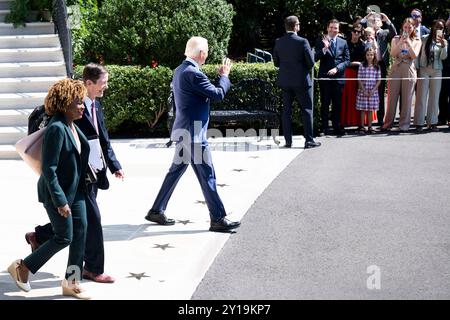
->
xmin=411 ymin=14 xmax=421 ymax=19
xmin=352 ymin=30 xmax=361 ymax=34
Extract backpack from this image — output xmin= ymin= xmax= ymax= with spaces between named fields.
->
xmin=28 ymin=105 xmax=52 ymax=135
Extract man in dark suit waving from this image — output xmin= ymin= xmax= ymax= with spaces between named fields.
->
xmin=315 ymin=19 xmax=350 ymax=136
xmin=273 ymin=16 xmax=321 ymax=149
xmin=145 ymin=36 xmax=240 ymax=232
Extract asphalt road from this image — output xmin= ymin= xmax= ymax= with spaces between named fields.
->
xmin=193 ymin=129 xmax=450 ymax=299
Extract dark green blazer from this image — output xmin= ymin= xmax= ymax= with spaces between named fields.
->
xmin=37 ymin=113 xmax=90 ymax=208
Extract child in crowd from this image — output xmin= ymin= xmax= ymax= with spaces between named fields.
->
xmin=356 ymin=47 xmax=381 ymax=133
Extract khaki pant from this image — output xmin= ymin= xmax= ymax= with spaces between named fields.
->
xmin=414 ymin=66 xmax=442 ymax=126
xmin=384 ymin=61 xmax=417 ymax=130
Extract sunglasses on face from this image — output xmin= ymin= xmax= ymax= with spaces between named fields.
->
xmin=352 ymin=30 xmax=361 ymax=34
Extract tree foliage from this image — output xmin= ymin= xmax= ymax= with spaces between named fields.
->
xmin=227 ymin=0 xmax=450 ymax=59
xmin=75 ymin=0 xmax=234 ymax=69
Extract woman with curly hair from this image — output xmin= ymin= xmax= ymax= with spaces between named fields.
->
xmin=7 ymin=79 xmax=91 ymax=299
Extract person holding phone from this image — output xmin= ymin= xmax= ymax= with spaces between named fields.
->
xmin=414 ymin=19 xmax=448 ymax=131
xmin=381 ymin=18 xmax=421 ymax=132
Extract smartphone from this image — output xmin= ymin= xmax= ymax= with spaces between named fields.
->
xmin=436 ymin=30 xmax=443 ymax=38
xmin=402 ymin=31 xmax=408 ymax=38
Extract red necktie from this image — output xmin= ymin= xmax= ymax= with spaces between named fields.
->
xmin=91 ymin=102 xmax=99 ymax=133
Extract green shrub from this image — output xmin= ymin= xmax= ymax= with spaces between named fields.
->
xmin=68 ymin=0 xmax=99 ymax=66
xmin=202 ymin=62 xmax=278 ymax=84
xmin=81 ymin=0 xmax=234 ymax=69
xmin=203 ymin=62 xmax=321 ymax=136
xmin=74 ymin=62 xmax=321 ymax=137
xmin=5 ymin=0 xmax=52 ymax=27
xmin=74 ymin=64 xmax=173 ymax=134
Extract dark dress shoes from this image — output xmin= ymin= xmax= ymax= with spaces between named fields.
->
xmin=209 ymin=217 xmax=241 ymax=232
xmin=145 ymin=211 xmax=175 ymax=225
xmin=25 ymin=232 xmax=40 ymax=252
xmin=304 ymin=141 xmax=321 ymax=149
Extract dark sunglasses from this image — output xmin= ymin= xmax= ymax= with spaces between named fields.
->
xmin=352 ymin=30 xmax=362 ymax=33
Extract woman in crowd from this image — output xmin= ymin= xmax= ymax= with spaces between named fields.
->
xmin=414 ymin=19 xmax=448 ymax=131
xmin=341 ymin=23 xmax=366 ymax=128
xmin=381 ymin=18 xmax=421 ymax=132
xmin=7 ymin=79 xmax=91 ymax=299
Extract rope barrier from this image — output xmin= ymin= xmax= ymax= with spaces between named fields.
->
xmin=313 ymin=76 xmax=450 ymax=81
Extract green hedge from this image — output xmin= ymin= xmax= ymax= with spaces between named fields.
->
xmin=75 ymin=62 xmax=321 ymax=137
xmin=74 ymin=65 xmax=172 ymax=135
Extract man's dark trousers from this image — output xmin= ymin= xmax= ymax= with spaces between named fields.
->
xmin=319 ymin=80 xmax=344 ymax=132
xmin=281 ymin=86 xmax=314 ymax=145
xmin=151 ymin=142 xmax=226 ymax=222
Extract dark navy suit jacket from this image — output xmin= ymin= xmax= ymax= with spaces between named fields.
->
xmin=314 ymin=36 xmax=350 ymax=84
xmin=171 ymin=60 xmax=231 ymax=144
xmin=273 ymin=32 xmax=314 ymax=88
xmin=75 ymin=100 xmax=121 ymax=190
xmin=418 ymin=25 xmax=431 ymax=37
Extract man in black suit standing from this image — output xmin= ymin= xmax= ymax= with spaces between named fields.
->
xmin=273 ymin=16 xmax=321 ymax=149
xmin=25 ymin=63 xmax=125 ymax=283
xmin=315 ymin=19 xmax=350 ymax=136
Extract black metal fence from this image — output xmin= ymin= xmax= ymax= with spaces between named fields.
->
xmin=52 ymin=0 xmax=72 ymax=77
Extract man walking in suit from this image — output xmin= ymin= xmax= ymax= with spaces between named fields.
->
xmin=25 ymin=63 xmax=125 ymax=283
xmin=273 ymin=16 xmax=321 ymax=149
xmin=315 ymin=19 xmax=350 ymax=136
xmin=145 ymin=36 xmax=240 ymax=232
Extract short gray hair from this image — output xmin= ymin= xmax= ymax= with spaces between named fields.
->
xmin=184 ymin=36 xmax=208 ymax=58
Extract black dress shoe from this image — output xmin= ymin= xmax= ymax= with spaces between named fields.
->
xmin=209 ymin=217 xmax=241 ymax=232
xmin=145 ymin=211 xmax=175 ymax=225
xmin=304 ymin=141 xmax=321 ymax=149
xmin=281 ymin=143 xmax=292 ymax=148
